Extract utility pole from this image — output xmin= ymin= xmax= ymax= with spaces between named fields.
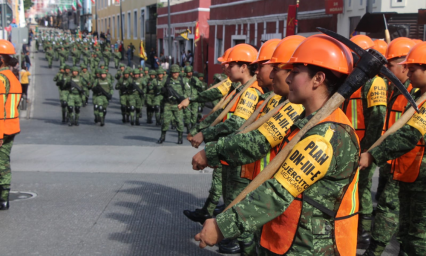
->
xmin=366 ymin=0 xmax=373 ymax=13
xmin=95 ymin=0 xmax=98 ymax=37
xmin=167 ymin=0 xmax=172 ymax=67
xmin=295 ymin=0 xmax=299 ymax=35
xmin=120 ymin=0 xmax=123 ymax=42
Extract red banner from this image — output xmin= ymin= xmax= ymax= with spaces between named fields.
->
xmin=286 ymin=5 xmax=297 ymax=37
xmin=325 ymin=0 xmax=344 ymax=14
xmin=194 ymin=21 xmax=200 ymax=46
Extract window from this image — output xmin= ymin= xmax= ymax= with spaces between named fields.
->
xmin=127 ymin=12 xmax=131 ymax=39
xmin=349 ymin=0 xmax=352 ymax=7
xmin=117 ymin=15 xmax=120 ymax=40
xmin=108 ymin=17 xmax=111 ymax=34
xmin=122 ymin=14 xmax=125 ymax=38
xmin=215 ymin=38 xmax=223 ymax=63
xmin=134 ymin=10 xmax=138 ymax=39
xmin=140 ymin=9 xmax=145 ymax=39
xmin=360 ymin=0 xmax=363 ymax=5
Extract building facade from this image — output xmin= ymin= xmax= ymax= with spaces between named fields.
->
xmin=157 ymin=0 xmax=210 ymax=73
xmin=207 ymin=0 xmax=336 ymax=83
xmin=93 ymin=0 xmax=158 ymax=58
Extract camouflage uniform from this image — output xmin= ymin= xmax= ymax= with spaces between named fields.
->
xmin=113 ymin=50 xmax=122 ymax=68
xmin=58 ymin=47 xmax=68 ymax=66
xmin=115 ymin=69 xmax=133 ymax=123
xmin=145 ymin=70 xmax=158 ymax=124
xmin=197 ymin=73 xmax=208 ymax=120
xmin=368 ymin=89 xmax=426 ymax=256
xmin=71 ymin=47 xmax=81 ymax=66
xmin=127 ymin=69 xmax=144 ymax=125
xmin=66 ymin=67 xmax=85 ymax=126
xmin=211 ymin=109 xmax=360 ymax=255
xmin=79 ymin=65 xmax=92 ymax=106
xmin=154 ymin=68 xmax=166 ymax=125
xmin=93 ymin=70 xmax=114 ymax=126
xmin=157 ymin=64 xmax=187 ymax=144
xmin=183 ymin=67 xmax=203 ymax=132
xmin=103 ymin=48 xmax=112 ymax=68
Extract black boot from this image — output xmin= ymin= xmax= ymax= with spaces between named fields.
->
xmin=362 ymin=238 xmax=386 ymax=256
xmin=62 ymin=111 xmax=66 ymax=123
xmin=239 ymin=239 xmax=255 ymax=256
xmin=75 ymin=117 xmax=79 ymax=126
xmin=357 ymin=215 xmax=372 ymax=249
xmin=68 ymin=116 xmax=73 ymax=126
xmin=135 ymin=117 xmax=140 ymax=126
xmin=0 ymin=187 xmax=10 ymax=210
xmin=183 ymin=208 xmax=212 ymax=225
xmin=126 ymin=115 xmax=130 ymax=123
xmin=122 ymin=114 xmax=126 ymax=123
xmin=100 ymin=115 xmax=105 ymax=126
xmin=177 ymin=132 xmax=183 ymax=144
xmin=186 ymin=125 xmax=190 ymax=134
xmin=130 ymin=116 xmax=134 ymax=126
xmin=219 ymin=239 xmax=241 ymax=254
xmin=157 ymin=131 xmax=166 ymax=144
xmin=94 ymin=114 xmax=100 ymax=123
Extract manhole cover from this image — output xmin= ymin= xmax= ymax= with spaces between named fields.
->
xmin=9 ymin=191 xmax=37 ymax=202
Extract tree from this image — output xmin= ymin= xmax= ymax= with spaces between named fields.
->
xmin=23 ymin=0 xmax=34 ymax=11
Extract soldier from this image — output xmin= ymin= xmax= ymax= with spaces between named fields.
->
xmin=362 ymin=37 xmax=417 ymax=255
xmin=103 ymin=47 xmax=112 ymax=68
xmin=66 ymin=67 xmax=85 ymax=126
xmin=53 ymin=65 xmax=66 ymax=99
xmin=71 ymin=46 xmax=81 ymax=66
xmin=143 ymin=67 xmax=149 ymax=81
xmin=127 ymin=69 xmax=144 ymax=125
xmin=145 ymin=70 xmax=158 ymax=124
xmin=104 ymin=66 xmax=114 ymax=84
xmin=45 ymin=46 xmax=54 ymax=68
xmin=113 ymin=48 xmax=121 ymax=69
xmin=92 ymin=52 xmax=101 ymax=70
xmin=157 ymin=64 xmax=187 ymax=144
xmin=183 ymin=66 xmax=203 ymax=132
xmin=81 ymin=47 xmax=91 ymax=66
xmin=80 ymin=64 xmax=91 ymax=106
xmin=154 ymin=68 xmax=166 ymax=126
xmin=53 ymin=41 xmax=61 ymax=61
xmin=194 ymin=34 xmax=360 ymax=256
xmin=115 ymin=64 xmax=126 ymax=81
xmin=0 ymin=44 xmax=22 ymax=210
xmin=115 ymin=69 xmax=133 ymax=123
xmin=197 ymin=73 xmax=207 ymax=120
xmin=59 ymin=65 xmax=72 ymax=123
xmin=93 ymin=69 xmax=113 ymax=126
xmin=59 ymin=46 xmax=68 ymax=66
xmin=359 ymin=42 xmax=426 ymax=256
xmin=339 ymin=35 xmax=388 ymax=249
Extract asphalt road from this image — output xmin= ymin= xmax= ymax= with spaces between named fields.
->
xmin=2 ymin=36 xmax=399 ymax=255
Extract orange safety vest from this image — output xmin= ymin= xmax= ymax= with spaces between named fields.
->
xmin=1 ymin=70 xmax=21 ymax=135
xmin=384 ymin=83 xmax=413 ymax=131
xmin=0 ymin=81 xmax=4 ymax=139
xmin=222 ymin=81 xmax=264 ymax=122
xmin=391 ymin=99 xmax=426 ymax=183
xmin=259 ymin=108 xmax=360 ymax=256
xmin=343 ymin=87 xmax=365 ymax=141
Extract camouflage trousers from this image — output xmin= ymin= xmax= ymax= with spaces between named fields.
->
xmin=72 ymin=57 xmax=80 ymax=66
xmin=162 ymin=103 xmax=183 ymax=132
xmin=94 ymin=95 xmax=109 ymax=117
xmin=370 ymin=173 xmax=400 ymax=255
xmin=103 ymin=58 xmax=110 ymax=67
xmin=47 ymin=57 xmax=52 ymax=67
xmin=82 ymin=57 xmax=88 ymax=66
xmin=358 ymin=164 xmax=377 ymax=231
xmin=0 ymin=135 xmax=15 ymax=201
xmin=59 ymin=57 xmax=65 ymax=66
xmin=184 ymin=102 xmax=198 ymax=126
xmin=128 ymin=94 xmax=142 ymax=119
xmin=204 ymin=166 xmax=222 ymax=216
xmin=222 ymin=164 xmax=255 ymax=255
xmin=114 ymin=59 xmax=120 ymax=68
xmin=67 ymin=94 xmax=83 ymax=122
xmin=376 ymin=163 xmax=392 ymax=201
xmin=398 ymin=183 xmax=426 ymax=256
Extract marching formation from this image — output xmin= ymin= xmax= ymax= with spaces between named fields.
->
xmin=173 ymin=30 xmax=426 ymax=256
xmin=38 ymin=29 xmax=209 ymax=144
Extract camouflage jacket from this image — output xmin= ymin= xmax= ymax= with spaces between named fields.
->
xmin=200 ymin=83 xmax=265 ymax=142
xmin=216 ymin=110 xmax=360 ymax=255
xmin=370 ymin=89 xmax=426 ymax=190
xmin=205 ymin=96 xmax=287 ymax=167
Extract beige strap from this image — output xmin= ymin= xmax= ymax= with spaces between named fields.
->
xmin=201 ymin=83 xmax=242 ymax=121
xmin=206 ymin=77 xmax=227 ymax=91
xmin=238 ymin=92 xmax=276 ymax=130
xmin=210 ymin=75 xmax=257 ymax=127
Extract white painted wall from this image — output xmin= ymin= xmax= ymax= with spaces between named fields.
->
xmin=337 ymin=0 xmax=426 ymax=38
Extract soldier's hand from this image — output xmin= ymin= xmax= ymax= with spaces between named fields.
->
xmin=191 ymin=132 xmax=204 ymax=148
xmin=194 ymin=218 xmax=224 ymax=248
xmin=359 ymin=152 xmax=373 ymax=170
xmin=0 ymin=139 xmax=3 ymax=147
xmin=178 ymin=98 xmax=190 ymax=110
xmin=187 ymin=133 xmax=193 ymax=142
xmin=192 ymin=150 xmax=208 ymax=170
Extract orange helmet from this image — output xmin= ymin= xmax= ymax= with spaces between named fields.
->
xmin=412 ymin=39 xmax=423 ymax=45
xmin=217 ymin=47 xmax=233 ymax=63
xmin=224 ymin=44 xmax=258 ymax=63
xmin=373 ymin=40 xmax=388 ymax=56
xmin=350 ymin=35 xmax=374 ymax=50
xmin=264 ymin=35 xmax=306 ymax=68
xmin=251 ymin=39 xmax=281 ymax=64
xmin=399 ymin=42 xmax=426 ymax=65
xmin=0 ymin=40 xmax=15 ymax=55
xmin=385 ymin=37 xmax=416 ymax=60
xmin=286 ymin=34 xmax=353 ymax=75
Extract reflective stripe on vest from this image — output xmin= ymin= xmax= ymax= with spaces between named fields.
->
xmin=0 ymin=83 xmax=4 ymax=139
xmin=343 ymin=87 xmax=365 ymax=141
xmin=391 ymin=98 xmax=426 ymax=183
xmin=1 ymin=70 xmax=21 ymax=135
xmin=385 ymin=84 xmax=414 ymax=131
xmin=259 ymin=108 xmax=360 ymax=256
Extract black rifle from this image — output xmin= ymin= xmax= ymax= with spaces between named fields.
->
xmin=94 ymin=83 xmax=112 ymax=100
xmin=70 ymin=80 xmax=84 ymax=94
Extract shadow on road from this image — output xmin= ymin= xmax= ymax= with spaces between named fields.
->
xmin=123 ymin=135 xmax=158 ymax=143
xmin=106 ymin=180 xmax=220 ymax=255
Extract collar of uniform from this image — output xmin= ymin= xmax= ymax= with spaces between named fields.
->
xmin=0 ymin=67 xmax=9 ymax=72
xmin=293 ymin=110 xmax=316 ymax=129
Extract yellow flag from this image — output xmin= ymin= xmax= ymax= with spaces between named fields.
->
xmin=140 ymin=41 xmax=147 ymax=60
